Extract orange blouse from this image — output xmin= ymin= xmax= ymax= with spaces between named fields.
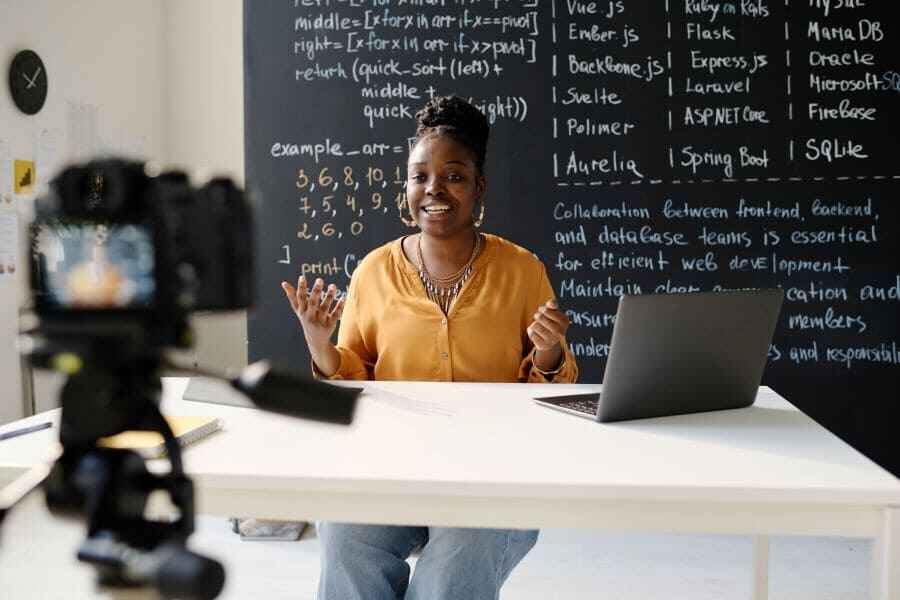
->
xmin=319 ymin=233 xmax=578 ymax=383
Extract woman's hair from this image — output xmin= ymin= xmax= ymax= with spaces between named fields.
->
xmin=414 ymin=95 xmax=490 ymax=174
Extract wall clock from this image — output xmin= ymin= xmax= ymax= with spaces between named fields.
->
xmin=8 ymin=50 xmax=48 ymax=115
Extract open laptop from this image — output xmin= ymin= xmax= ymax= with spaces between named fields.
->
xmin=534 ymin=289 xmax=783 ymax=423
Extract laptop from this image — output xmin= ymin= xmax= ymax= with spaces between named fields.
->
xmin=534 ymin=289 xmax=783 ymax=423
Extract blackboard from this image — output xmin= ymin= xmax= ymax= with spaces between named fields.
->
xmin=244 ymin=1 xmax=900 ymax=475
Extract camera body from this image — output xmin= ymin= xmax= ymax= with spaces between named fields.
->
xmin=30 ymin=159 xmax=253 ymax=351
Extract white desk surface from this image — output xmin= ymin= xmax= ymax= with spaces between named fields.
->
xmin=4 ymin=378 xmax=898 ymax=599
xmin=2 ymin=378 xmax=899 ymax=534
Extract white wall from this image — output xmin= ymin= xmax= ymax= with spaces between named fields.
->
xmin=0 ymin=0 xmax=250 ymax=421
xmin=0 ymin=0 xmax=167 ymax=421
xmin=163 ymin=0 xmax=248 ymax=376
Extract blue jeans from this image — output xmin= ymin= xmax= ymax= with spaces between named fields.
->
xmin=317 ymin=522 xmax=539 ymax=600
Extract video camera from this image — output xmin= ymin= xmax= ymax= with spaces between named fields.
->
xmin=2 ymin=159 xmax=358 ymax=599
xmin=30 ymin=160 xmax=253 ymax=350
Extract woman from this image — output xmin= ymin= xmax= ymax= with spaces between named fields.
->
xmin=281 ymin=95 xmax=577 ymax=600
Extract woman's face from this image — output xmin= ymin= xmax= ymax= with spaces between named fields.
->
xmin=406 ymin=134 xmax=485 ymax=239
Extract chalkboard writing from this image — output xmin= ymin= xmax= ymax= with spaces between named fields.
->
xmin=245 ymin=1 xmax=899 ymax=473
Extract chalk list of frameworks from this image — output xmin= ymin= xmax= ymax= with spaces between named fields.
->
xmin=549 ymin=0 xmax=897 ymax=185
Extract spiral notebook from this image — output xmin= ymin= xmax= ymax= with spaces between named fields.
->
xmin=97 ymin=416 xmax=223 ymax=459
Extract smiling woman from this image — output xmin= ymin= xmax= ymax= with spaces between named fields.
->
xmin=280 ymin=95 xmax=577 ymax=600
xmin=281 ymin=95 xmax=578 ymax=383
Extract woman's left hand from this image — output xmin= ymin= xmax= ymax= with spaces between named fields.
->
xmin=527 ymin=300 xmax=570 ymax=352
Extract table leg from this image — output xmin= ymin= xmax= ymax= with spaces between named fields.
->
xmin=753 ymin=535 xmax=769 ymax=600
xmin=872 ymin=507 xmax=900 ymax=600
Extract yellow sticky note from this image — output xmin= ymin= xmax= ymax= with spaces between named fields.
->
xmin=14 ymin=160 xmax=35 ymax=195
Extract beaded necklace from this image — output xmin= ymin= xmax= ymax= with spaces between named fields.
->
xmin=416 ymin=233 xmax=482 ymax=315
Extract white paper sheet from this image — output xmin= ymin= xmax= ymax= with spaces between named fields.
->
xmin=0 ymin=211 xmax=18 ymax=278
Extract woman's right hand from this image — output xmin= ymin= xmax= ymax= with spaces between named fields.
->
xmin=281 ymin=276 xmax=345 ymax=351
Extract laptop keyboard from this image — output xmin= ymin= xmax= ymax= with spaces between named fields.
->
xmin=557 ymin=397 xmax=599 ymax=415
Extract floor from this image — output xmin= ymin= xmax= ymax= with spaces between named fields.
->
xmin=0 ymin=492 xmax=871 ymax=599
xmin=190 ymin=517 xmax=869 ymax=600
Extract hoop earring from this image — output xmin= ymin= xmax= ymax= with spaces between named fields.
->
xmin=472 ymin=200 xmax=485 ymax=228
xmin=398 ymin=196 xmax=417 ymax=228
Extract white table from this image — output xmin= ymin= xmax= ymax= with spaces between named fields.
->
xmin=1 ymin=378 xmax=898 ymax=599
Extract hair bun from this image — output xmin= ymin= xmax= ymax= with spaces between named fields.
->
xmin=414 ymin=95 xmax=490 ymax=173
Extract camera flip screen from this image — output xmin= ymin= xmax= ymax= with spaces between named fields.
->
xmin=33 ymin=223 xmax=155 ymax=310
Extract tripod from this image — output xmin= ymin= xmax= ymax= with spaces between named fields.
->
xmin=1 ymin=361 xmax=224 ymax=600
xmin=1 ymin=353 xmax=359 ymax=599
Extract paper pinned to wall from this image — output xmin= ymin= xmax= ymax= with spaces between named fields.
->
xmin=14 ymin=160 xmax=35 ymax=197
xmin=67 ymin=100 xmax=100 ymax=163
xmin=0 ymin=211 xmax=18 ymax=279
xmin=0 ymin=139 xmax=11 ymax=206
xmin=35 ymin=128 xmax=63 ymax=195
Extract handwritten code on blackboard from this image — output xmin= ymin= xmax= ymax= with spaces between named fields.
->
xmin=245 ymin=1 xmax=899 ymax=472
